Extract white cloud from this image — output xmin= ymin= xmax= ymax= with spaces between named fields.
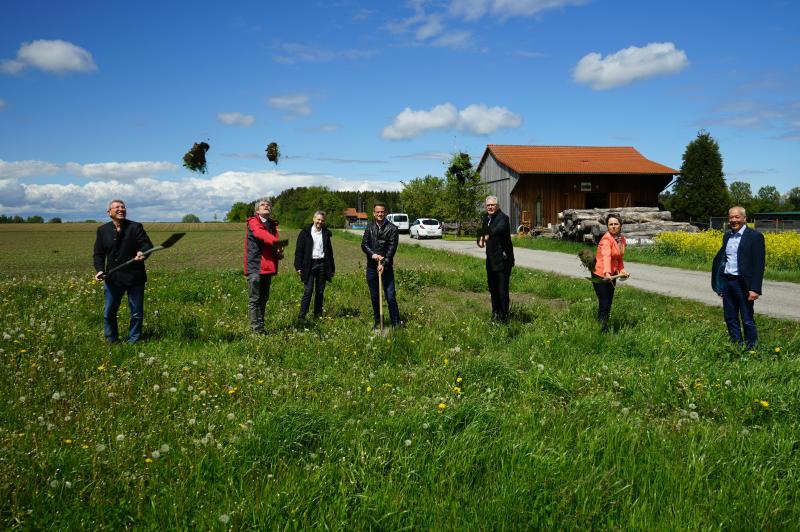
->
xmin=382 ymin=102 xmax=522 ymax=140
xmin=450 ymin=0 xmax=587 ymax=20
xmin=217 ymin=112 xmax=255 ymax=127
xmin=64 ymin=161 xmax=177 ymax=181
xmin=273 ymin=42 xmax=376 ymax=64
xmin=0 ymin=159 xmax=60 ymax=179
xmin=268 ymin=94 xmax=312 ymax=118
xmin=573 ymin=42 xmax=689 ymax=90
xmin=458 ymin=104 xmax=523 ymax=134
xmin=2 ymin=39 xmax=97 ymax=75
xmin=0 ymin=170 xmax=402 ymax=220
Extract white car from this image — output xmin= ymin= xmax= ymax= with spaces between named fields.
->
xmin=410 ymin=218 xmax=443 ymax=239
xmin=386 ymin=213 xmax=410 ymax=233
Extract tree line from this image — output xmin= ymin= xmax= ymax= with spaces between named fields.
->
xmin=660 ymin=130 xmax=800 ymax=222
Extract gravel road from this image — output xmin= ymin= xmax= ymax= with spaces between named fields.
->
xmin=398 ymin=234 xmax=800 ymax=322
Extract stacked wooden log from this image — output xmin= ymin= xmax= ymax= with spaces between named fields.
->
xmin=555 ymin=207 xmax=698 ymax=244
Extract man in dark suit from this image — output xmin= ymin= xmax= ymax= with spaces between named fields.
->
xmin=712 ymin=205 xmax=765 ymax=349
xmin=93 ymin=199 xmax=153 ymax=343
xmin=477 ymin=196 xmax=515 ymax=322
xmin=361 ymin=202 xmax=400 ymax=328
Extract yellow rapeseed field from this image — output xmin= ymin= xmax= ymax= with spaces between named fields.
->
xmin=654 ymin=229 xmax=800 ymax=270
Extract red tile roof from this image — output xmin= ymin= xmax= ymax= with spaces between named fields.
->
xmin=343 ymin=208 xmax=368 ymax=219
xmin=480 ymin=145 xmax=678 ymax=175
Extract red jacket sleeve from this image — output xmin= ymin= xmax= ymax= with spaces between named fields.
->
xmin=248 ymin=218 xmax=278 ymax=246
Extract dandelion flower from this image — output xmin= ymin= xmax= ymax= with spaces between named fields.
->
xmin=145 ymin=458 xmax=153 ymax=463
xmin=366 ymin=386 xmax=372 ymax=393
xmin=438 ymin=402 xmax=447 ymax=412
xmin=758 ymin=400 xmax=769 ymax=408
xmin=422 ymin=422 xmax=430 ymax=430
xmin=116 ymin=434 xmax=125 ymax=442
xmin=160 ymin=444 xmax=170 ymax=453
xmin=724 ymin=379 xmax=732 ymax=386
xmin=404 ymin=439 xmax=412 ymax=447
xmin=689 ymin=411 xmax=699 ymax=421
xmin=456 ymin=376 xmax=463 ymax=383
xmin=227 ymin=413 xmax=235 ymax=421
xmin=169 ymin=387 xmax=177 ymax=393
xmin=51 ymin=392 xmax=61 ymax=401
xmin=219 ymin=514 xmax=230 ymax=524
xmin=152 ymin=384 xmax=160 ymax=392
xmin=537 ymin=364 xmax=544 ymax=372
xmin=774 ymin=347 xmax=781 ymax=353
xmin=151 ymin=450 xmax=160 ymax=459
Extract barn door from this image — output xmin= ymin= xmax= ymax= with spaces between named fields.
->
xmin=609 ymin=192 xmax=631 ymax=208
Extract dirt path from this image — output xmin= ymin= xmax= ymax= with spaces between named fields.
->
xmin=399 ymin=235 xmax=800 ymax=322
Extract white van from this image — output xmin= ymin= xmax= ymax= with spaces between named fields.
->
xmin=386 ymin=213 xmax=410 ymax=233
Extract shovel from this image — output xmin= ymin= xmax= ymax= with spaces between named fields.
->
xmin=377 ymin=259 xmax=384 ymax=334
xmin=101 ymin=232 xmax=185 ymax=279
xmin=588 ymin=272 xmax=630 ymax=284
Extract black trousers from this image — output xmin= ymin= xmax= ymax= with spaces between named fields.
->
xmin=299 ymin=261 xmax=327 ymax=318
xmin=592 ymin=274 xmax=616 ymax=332
xmin=487 ymin=266 xmax=512 ymax=321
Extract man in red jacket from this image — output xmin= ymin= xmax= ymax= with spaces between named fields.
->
xmin=244 ymin=197 xmax=281 ymax=333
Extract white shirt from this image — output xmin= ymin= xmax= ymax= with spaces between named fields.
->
xmin=311 ymin=227 xmax=324 ymax=259
xmin=724 ymin=225 xmax=746 ymax=275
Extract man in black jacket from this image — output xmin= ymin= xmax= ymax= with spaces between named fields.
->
xmin=477 ymin=196 xmax=515 ymax=323
xmin=361 ymin=202 xmax=400 ymax=328
xmin=294 ymin=210 xmax=335 ymax=323
xmin=93 ymin=199 xmax=153 ymax=343
xmin=711 ymin=205 xmax=765 ymax=349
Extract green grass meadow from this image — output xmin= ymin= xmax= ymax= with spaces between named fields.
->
xmin=1 ymin=224 xmax=800 ymax=529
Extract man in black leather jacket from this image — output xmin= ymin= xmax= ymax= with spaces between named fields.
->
xmin=93 ymin=199 xmax=153 ymax=343
xmin=361 ymin=202 xmax=400 ymax=327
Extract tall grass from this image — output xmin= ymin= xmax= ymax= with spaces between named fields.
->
xmin=1 ymin=226 xmax=799 ymax=528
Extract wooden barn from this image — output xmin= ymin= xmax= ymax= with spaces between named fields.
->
xmin=477 ymin=145 xmax=679 ymax=230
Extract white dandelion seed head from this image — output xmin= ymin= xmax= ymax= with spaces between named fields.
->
xmin=169 ymin=387 xmax=177 ymax=393
xmin=152 ymin=384 xmax=160 ymax=392
xmin=160 ymin=444 xmax=170 ymax=453
xmin=50 ymin=480 xmax=59 ymax=488
xmin=96 ymin=444 xmax=106 ymax=452
xmin=537 ymin=364 xmax=545 ymax=371
xmin=219 ymin=514 xmax=230 ymax=524
xmin=64 ymin=481 xmax=72 ymax=488
xmin=19 ymin=396 xmax=26 ymax=403
xmin=422 ymin=423 xmax=430 ymax=430
xmin=404 ymin=439 xmax=412 ymax=446
xmin=51 ymin=392 xmax=61 ymax=401
xmin=689 ymin=411 xmax=699 ymax=421
xmin=151 ymin=450 xmax=160 ymax=459
xmin=724 ymin=379 xmax=732 ymax=386
xmin=162 ymin=371 xmax=169 ymax=378
xmin=227 ymin=413 xmax=235 ymax=421
xmin=688 ymin=403 xmax=696 ymax=410
xmin=235 ymin=373 xmax=244 ymax=380
xmin=188 ymin=418 xmax=196 ymax=425
xmin=116 ymin=434 xmax=125 ymax=442
xmin=621 ymin=407 xmax=630 ymax=416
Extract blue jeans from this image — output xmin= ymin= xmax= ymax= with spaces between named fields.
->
xmin=722 ymin=274 xmax=757 ymax=349
xmin=104 ymin=282 xmax=145 ymax=343
xmin=366 ymin=266 xmax=400 ymax=326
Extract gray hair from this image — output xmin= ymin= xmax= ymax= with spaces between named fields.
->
xmin=313 ymin=210 xmax=326 ymax=218
xmin=729 ymin=205 xmax=747 ymax=216
xmin=485 ymin=195 xmax=498 ymax=205
xmin=107 ymin=199 xmax=125 ymax=211
xmin=254 ymin=197 xmax=272 ymax=213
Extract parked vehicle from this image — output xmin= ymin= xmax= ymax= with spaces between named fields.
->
xmin=410 ymin=218 xmax=443 ymax=239
xmin=386 ymin=213 xmax=410 ymax=233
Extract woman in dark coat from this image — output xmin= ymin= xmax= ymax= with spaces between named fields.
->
xmin=294 ymin=211 xmax=335 ymax=322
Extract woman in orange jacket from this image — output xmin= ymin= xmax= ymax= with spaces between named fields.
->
xmin=592 ymin=213 xmax=629 ymax=332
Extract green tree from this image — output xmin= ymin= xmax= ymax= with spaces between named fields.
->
xmin=728 ymin=181 xmax=754 ymax=210
xmin=47 ymin=217 xmax=62 ymax=223
xmin=784 ymin=187 xmax=800 ymax=211
xmin=226 ymin=201 xmax=253 ymax=222
xmin=671 ymin=130 xmax=730 ymax=222
xmin=444 ymin=152 xmax=488 ymax=234
xmin=26 ymin=215 xmax=44 ymax=223
xmin=181 ymin=214 xmax=201 ymax=223
xmin=272 ymin=187 xmax=346 ymax=228
xmin=400 ymin=175 xmax=447 ymax=221
xmin=754 ymin=185 xmax=781 ymax=213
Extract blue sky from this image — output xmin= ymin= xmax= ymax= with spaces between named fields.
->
xmin=1 ymin=0 xmax=798 ymax=221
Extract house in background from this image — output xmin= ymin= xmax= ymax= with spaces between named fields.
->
xmin=343 ymin=207 xmax=368 ymax=229
xmin=477 ymin=145 xmax=679 ymax=230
